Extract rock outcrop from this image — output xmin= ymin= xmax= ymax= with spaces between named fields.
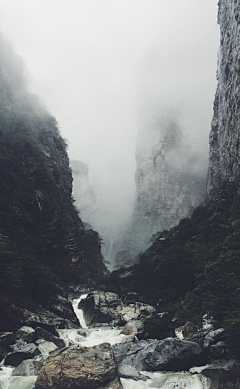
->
xmin=35 ymin=344 xmax=123 ymax=389
xmin=115 ymin=116 xmax=207 ymax=266
xmin=113 ymin=337 xmax=205 ymax=372
xmin=207 ymin=0 xmax=240 ymax=196
xmin=0 ymin=30 xmax=106 ymax=330
xmin=82 ymin=291 xmax=155 ymax=326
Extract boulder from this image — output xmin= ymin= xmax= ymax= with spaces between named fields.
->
xmin=185 ymin=327 xmax=214 ymax=347
xmin=15 ymin=326 xmax=35 ymax=343
xmin=117 ymin=302 xmax=156 ymax=323
xmin=35 ymin=343 xmax=123 ymax=389
xmin=83 ymin=291 xmax=122 ymax=326
xmin=190 ymin=360 xmax=240 ymax=389
xmin=120 ymin=320 xmax=143 ymax=336
xmin=113 ymin=337 xmax=205 ymax=372
xmin=23 ymin=308 xmax=79 ymax=332
xmin=34 ymin=327 xmax=65 ymax=349
xmin=203 ymin=328 xmax=225 ymax=349
xmin=48 ymin=294 xmax=80 ymax=326
xmin=36 ymin=340 xmax=58 ymax=360
xmin=118 ymin=365 xmax=149 ymax=381
xmin=12 ymin=359 xmax=42 ymax=376
xmin=4 ymin=341 xmax=41 ymax=367
xmin=182 ymin=321 xmax=198 ymax=338
xmin=77 ymin=329 xmax=87 ymax=337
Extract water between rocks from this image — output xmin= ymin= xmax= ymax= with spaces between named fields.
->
xmin=0 ymin=294 xmax=210 ymax=389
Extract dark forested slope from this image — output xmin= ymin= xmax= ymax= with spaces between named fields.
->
xmin=0 ymin=32 xmax=106 ymax=320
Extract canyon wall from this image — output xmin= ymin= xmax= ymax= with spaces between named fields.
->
xmin=207 ymin=0 xmax=240 ymax=196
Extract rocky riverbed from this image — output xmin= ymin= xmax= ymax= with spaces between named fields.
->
xmin=0 ymin=289 xmax=239 ymax=389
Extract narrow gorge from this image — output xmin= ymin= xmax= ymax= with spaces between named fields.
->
xmin=1 ymin=0 xmax=240 ymax=389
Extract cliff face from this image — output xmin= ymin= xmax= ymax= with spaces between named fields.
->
xmin=71 ymin=160 xmax=96 ymax=225
xmin=115 ymin=116 xmax=207 ymax=266
xmin=207 ymin=0 xmax=240 ymax=196
xmin=0 ymin=32 xmax=106 ymax=306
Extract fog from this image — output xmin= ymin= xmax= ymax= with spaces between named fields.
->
xmin=0 ymin=0 xmax=219 ymax=260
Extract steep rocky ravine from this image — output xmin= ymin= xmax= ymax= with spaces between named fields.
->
xmin=0 ymin=31 xmax=106 ymax=331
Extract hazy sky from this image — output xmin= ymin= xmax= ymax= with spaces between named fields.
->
xmin=0 ymin=0 xmax=219 ymax=234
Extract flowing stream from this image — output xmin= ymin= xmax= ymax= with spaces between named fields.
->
xmin=0 ymin=294 xmax=210 ymax=389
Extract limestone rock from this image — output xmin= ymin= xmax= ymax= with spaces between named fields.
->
xmin=35 ymin=343 xmax=123 ymax=389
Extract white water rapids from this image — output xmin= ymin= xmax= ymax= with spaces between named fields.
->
xmin=0 ymin=294 xmax=211 ymax=389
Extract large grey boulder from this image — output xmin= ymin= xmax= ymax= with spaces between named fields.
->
xmin=113 ymin=337 xmax=205 ymax=372
xmin=4 ymin=341 xmax=41 ymax=367
xmin=35 ymin=343 xmax=123 ymax=389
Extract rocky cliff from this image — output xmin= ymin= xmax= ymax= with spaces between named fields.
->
xmin=207 ymin=0 xmax=240 ymax=196
xmin=115 ymin=116 xmax=207 ymax=266
xmin=0 ymin=31 xmax=106 ymax=313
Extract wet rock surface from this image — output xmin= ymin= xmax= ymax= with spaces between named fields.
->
xmin=190 ymin=360 xmax=240 ymax=389
xmin=12 ymin=359 xmax=42 ymax=376
xmin=4 ymin=341 xmax=41 ymax=367
xmin=34 ymin=326 xmax=65 ymax=349
xmin=118 ymin=365 xmax=149 ymax=381
xmin=113 ymin=337 xmax=205 ymax=372
xmin=35 ymin=343 xmax=123 ymax=389
xmin=83 ymin=291 xmax=156 ymax=326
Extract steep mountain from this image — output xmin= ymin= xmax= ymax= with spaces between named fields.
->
xmin=107 ymin=0 xmax=240 ymax=354
xmin=207 ymin=0 xmax=240 ymax=196
xmin=115 ymin=116 xmax=207 ymax=266
xmin=0 ymin=32 xmax=106 ymax=321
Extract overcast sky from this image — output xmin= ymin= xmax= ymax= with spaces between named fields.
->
xmin=0 ymin=0 xmax=219 ymax=235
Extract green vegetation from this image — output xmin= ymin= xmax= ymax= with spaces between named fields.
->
xmin=0 ymin=32 xmax=106 ymax=329
xmin=109 ymin=186 xmax=240 ymax=353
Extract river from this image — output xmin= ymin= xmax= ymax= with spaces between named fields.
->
xmin=0 ymin=294 xmax=210 ymax=389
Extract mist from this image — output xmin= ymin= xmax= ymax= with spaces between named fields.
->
xmin=0 ymin=0 xmax=219 ymax=264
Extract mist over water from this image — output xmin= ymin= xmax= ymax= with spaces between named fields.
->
xmin=0 ymin=0 xmax=219 ymax=267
